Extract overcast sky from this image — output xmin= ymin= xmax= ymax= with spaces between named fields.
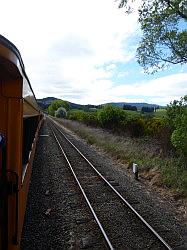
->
xmin=1 ymin=0 xmax=186 ymax=105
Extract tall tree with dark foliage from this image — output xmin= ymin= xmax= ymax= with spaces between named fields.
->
xmin=118 ymin=0 xmax=187 ymax=73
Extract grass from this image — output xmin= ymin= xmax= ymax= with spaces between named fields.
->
xmin=55 ymin=118 xmax=187 ymax=197
xmin=161 ymin=161 xmax=187 ymax=192
xmin=123 ymin=108 xmax=167 ymax=118
xmin=154 ymin=109 xmax=167 ymax=117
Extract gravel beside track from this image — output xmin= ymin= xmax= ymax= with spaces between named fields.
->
xmin=21 ymin=118 xmax=187 ymax=249
xmin=21 ymin=120 xmax=107 ymax=249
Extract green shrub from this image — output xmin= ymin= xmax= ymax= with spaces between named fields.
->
xmin=161 ymin=161 xmax=187 ymax=193
xmin=97 ymin=105 xmax=127 ymax=129
xmin=55 ymin=107 xmax=67 ymax=118
xmin=143 ymin=118 xmax=172 ymax=154
xmin=67 ymin=110 xmax=85 ymax=121
xmin=125 ymin=117 xmax=145 ymax=137
xmin=171 ymin=126 xmax=187 ymax=158
xmin=67 ymin=110 xmax=98 ymax=126
xmin=167 ymin=96 xmax=187 ymax=162
xmin=82 ymin=112 xmax=98 ymax=126
xmin=48 ymin=100 xmax=70 ymax=116
xmin=144 ymin=118 xmax=166 ymax=137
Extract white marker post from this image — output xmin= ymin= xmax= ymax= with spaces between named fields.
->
xmin=132 ymin=163 xmax=138 ymax=180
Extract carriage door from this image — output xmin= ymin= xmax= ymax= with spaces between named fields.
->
xmin=0 ymin=77 xmax=8 ymax=250
xmin=0 ymin=133 xmax=8 ymax=250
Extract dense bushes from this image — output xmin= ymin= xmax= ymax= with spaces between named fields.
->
xmin=67 ymin=110 xmax=85 ymax=121
xmin=48 ymin=100 xmax=70 ymax=116
xmin=167 ymin=96 xmax=187 ymax=162
xmin=52 ymin=97 xmax=186 ymax=163
xmin=97 ymin=105 xmax=127 ymax=129
xmin=66 ymin=105 xmax=183 ymax=157
xmin=67 ymin=106 xmax=170 ymax=139
xmin=144 ymin=118 xmax=167 ymax=137
xmin=67 ymin=110 xmax=98 ymax=127
xmin=55 ymin=107 xmax=67 ymax=118
xmin=142 ymin=106 xmax=154 ymax=113
xmin=53 ymin=98 xmax=187 ymax=194
xmin=125 ymin=117 xmax=145 ymax=137
xmin=81 ymin=112 xmax=98 ymax=126
xmin=123 ymin=104 xmax=137 ymax=111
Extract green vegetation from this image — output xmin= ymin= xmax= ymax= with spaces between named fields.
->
xmin=52 ymin=96 xmax=186 ymax=196
xmin=118 ymin=0 xmax=187 ymax=73
xmin=55 ymin=107 xmax=67 ymax=118
xmin=66 ymin=105 xmax=169 ymax=140
xmin=67 ymin=109 xmax=98 ymax=126
xmin=97 ymin=105 xmax=127 ymax=129
xmin=50 ymin=99 xmax=186 ymax=163
xmin=161 ymin=160 xmax=187 ymax=191
xmin=167 ymin=96 xmax=187 ymax=164
xmin=154 ymin=109 xmax=167 ymax=118
xmin=48 ymin=96 xmax=187 ymax=195
xmin=48 ymin=100 xmax=70 ymax=116
xmin=123 ymin=104 xmax=137 ymax=111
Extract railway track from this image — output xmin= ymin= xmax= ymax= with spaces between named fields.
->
xmin=48 ymin=117 xmax=172 ymax=249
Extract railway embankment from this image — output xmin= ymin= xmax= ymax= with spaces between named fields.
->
xmin=21 ymin=118 xmax=187 ymax=249
xmin=53 ymin=117 xmax=187 ymax=222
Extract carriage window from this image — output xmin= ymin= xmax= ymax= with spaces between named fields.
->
xmin=22 ymin=116 xmax=39 ymax=181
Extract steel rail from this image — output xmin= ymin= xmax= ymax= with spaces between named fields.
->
xmin=49 ymin=117 xmax=173 ymax=250
xmin=50 ymin=126 xmax=114 ymax=250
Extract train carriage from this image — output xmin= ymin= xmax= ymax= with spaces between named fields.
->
xmin=0 ymin=35 xmax=43 ymax=250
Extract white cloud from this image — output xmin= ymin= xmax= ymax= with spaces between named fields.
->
xmin=0 ymin=0 xmax=186 ymax=105
xmin=117 ymin=71 xmax=129 ymax=78
xmin=100 ymin=73 xmax=187 ymax=105
xmin=0 ymin=0 xmax=139 ymax=99
xmin=106 ymin=64 xmax=117 ymax=71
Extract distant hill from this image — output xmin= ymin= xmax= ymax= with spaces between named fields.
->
xmin=37 ymin=97 xmax=98 ymax=110
xmin=68 ymin=102 xmax=98 ymax=110
xmin=37 ymin=97 xmax=60 ymax=109
xmin=37 ymin=97 xmax=163 ymax=110
xmin=106 ymin=102 xmax=162 ymax=109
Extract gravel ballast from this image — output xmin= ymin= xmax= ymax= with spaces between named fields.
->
xmin=21 ymin=120 xmax=107 ymax=249
xmin=21 ymin=118 xmax=187 ymax=249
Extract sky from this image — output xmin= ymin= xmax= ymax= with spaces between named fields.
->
xmin=0 ymin=0 xmax=187 ymax=105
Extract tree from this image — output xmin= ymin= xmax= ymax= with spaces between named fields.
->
xmin=48 ymin=100 xmax=70 ymax=116
xmin=167 ymin=96 xmax=187 ymax=162
xmin=97 ymin=105 xmax=127 ymax=129
xmin=123 ymin=104 xmax=137 ymax=111
xmin=55 ymin=107 xmax=67 ymax=118
xmin=118 ymin=0 xmax=187 ymax=73
xmin=141 ymin=106 xmax=154 ymax=113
